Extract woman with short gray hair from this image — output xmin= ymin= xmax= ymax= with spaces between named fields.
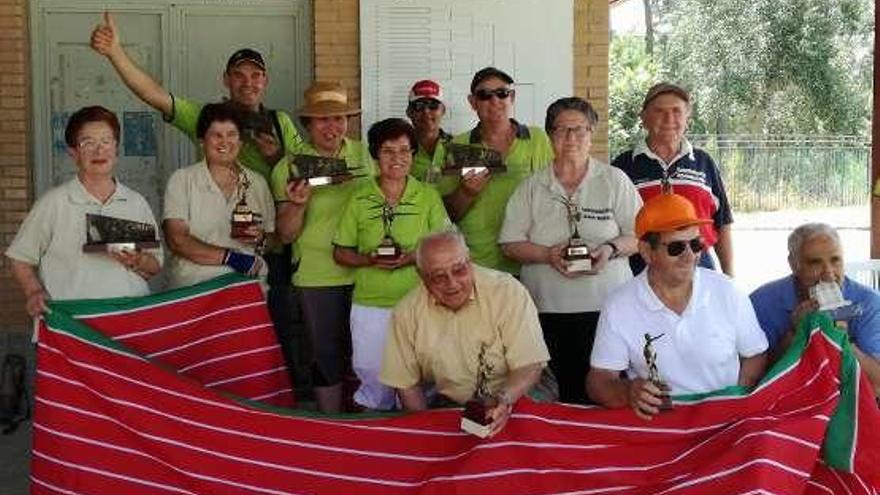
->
xmin=499 ymin=96 xmax=642 ymax=404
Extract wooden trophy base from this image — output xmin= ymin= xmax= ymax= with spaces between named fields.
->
xmin=655 ymin=381 xmax=673 ymax=411
xmin=461 ymin=397 xmax=496 ymax=438
xmin=564 ymin=243 xmax=592 ymax=273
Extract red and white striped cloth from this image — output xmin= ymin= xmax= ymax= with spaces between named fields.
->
xmin=31 ymin=276 xmax=879 ymax=494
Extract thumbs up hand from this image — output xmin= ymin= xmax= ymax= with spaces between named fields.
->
xmin=90 ymin=11 xmax=121 ymax=57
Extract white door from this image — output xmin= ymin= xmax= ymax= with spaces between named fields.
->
xmin=30 ymin=1 xmax=312 ymax=214
xmin=360 ymin=0 xmax=574 ymax=136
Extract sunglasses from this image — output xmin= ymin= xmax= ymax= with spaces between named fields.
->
xmin=409 ymin=99 xmax=442 ymax=112
xmin=473 ymin=88 xmax=513 ymax=101
xmin=658 ymin=237 xmax=705 ymax=257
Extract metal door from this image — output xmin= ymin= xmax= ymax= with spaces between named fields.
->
xmin=30 ymin=1 xmax=312 ymax=214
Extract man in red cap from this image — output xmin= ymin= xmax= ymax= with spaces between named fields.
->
xmin=587 ymin=192 xmax=767 ymax=419
xmin=406 ymin=80 xmax=453 ymax=187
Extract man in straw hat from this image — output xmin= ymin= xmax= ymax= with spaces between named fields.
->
xmin=587 ymin=192 xmax=767 ymax=419
xmin=90 ymin=12 xmax=303 ymax=181
xmin=270 ymin=80 xmax=373 ymax=413
xmin=612 ymin=82 xmax=734 ymax=277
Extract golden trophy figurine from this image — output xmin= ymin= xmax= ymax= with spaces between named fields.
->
xmin=559 ymin=196 xmax=591 ymax=273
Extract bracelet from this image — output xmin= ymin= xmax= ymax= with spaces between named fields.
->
xmin=602 ymin=241 xmax=620 ymax=259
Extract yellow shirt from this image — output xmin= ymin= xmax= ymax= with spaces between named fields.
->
xmin=380 ymin=266 xmax=550 ymax=404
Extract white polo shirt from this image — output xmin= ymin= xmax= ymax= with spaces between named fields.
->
xmin=5 ymin=177 xmax=161 ymax=300
xmin=590 ymin=268 xmax=768 ymax=394
xmin=499 ymin=161 xmax=642 ymax=313
xmin=163 ymin=160 xmax=275 ymax=289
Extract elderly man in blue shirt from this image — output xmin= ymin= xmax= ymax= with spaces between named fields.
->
xmin=750 ymin=222 xmax=880 ymax=395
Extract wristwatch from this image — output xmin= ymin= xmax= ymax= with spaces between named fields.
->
xmin=602 ymin=241 xmax=620 ymax=259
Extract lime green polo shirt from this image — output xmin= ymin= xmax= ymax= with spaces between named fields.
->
xmin=167 ymin=95 xmax=305 ymax=181
xmin=450 ymin=120 xmax=553 ymax=274
xmin=410 ymin=129 xmax=453 ymax=190
xmin=271 ymin=138 xmax=375 ymax=287
xmin=334 ymin=176 xmax=450 ymax=308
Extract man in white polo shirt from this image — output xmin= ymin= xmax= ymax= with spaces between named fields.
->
xmin=587 ymin=192 xmax=768 ymax=419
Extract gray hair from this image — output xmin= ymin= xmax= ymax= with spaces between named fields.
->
xmin=415 ymin=229 xmax=469 ymax=270
xmin=544 ymin=97 xmax=599 ymax=135
xmin=787 ymin=222 xmax=840 ymax=267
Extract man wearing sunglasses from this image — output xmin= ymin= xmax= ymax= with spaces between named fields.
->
xmin=749 ymin=223 xmax=880 ymax=394
xmin=380 ymin=231 xmax=551 ymax=436
xmin=587 ymin=193 xmax=767 ymax=419
xmin=406 ymin=80 xmax=453 ymax=187
xmin=444 ymin=67 xmax=554 ymax=274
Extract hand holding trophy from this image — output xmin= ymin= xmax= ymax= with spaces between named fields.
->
xmin=643 ymin=332 xmax=672 ymax=411
xmin=461 ymin=344 xmax=508 ymax=438
xmin=559 ymin=195 xmax=591 ymax=273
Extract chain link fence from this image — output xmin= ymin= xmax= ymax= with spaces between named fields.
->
xmin=690 ymin=135 xmax=872 ymax=212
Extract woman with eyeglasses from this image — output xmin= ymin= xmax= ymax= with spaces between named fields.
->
xmin=443 ymin=67 xmax=554 ymax=275
xmin=333 ymin=118 xmax=450 ymax=411
xmin=6 ymin=105 xmax=162 ymax=317
xmin=499 ymin=97 xmax=642 ymax=404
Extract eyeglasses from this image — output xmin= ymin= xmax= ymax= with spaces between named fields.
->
xmin=473 ymin=88 xmax=513 ymax=101
xmin=409 ymin=99 xmax=442 ymax=112
xmin=551 ymin=125 xmax=592 ymax=139
xmin=378 ymin=146 xmax=413 ymax=158
xmin=425 ymin=258 xmax=470 ymax=285
xmin=658 ymin=237 xmax=705 ymax=257
xmin=77 ymin=137 xmax=117 ymax=152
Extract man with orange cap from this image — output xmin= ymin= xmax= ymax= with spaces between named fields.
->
xmin=586 ymin=192 xmax=767 ymax=419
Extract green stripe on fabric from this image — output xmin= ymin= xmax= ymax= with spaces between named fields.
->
xmin=42 ymin=307 xmax=140 ymax=357
xmin=47 ymin=273 xmax=254 ymax=317
xmin=804 ymin=313 xmax=858 ymax=471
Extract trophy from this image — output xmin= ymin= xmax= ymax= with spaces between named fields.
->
xmin=559 ymin=196 xmax=591 ymax=273
xmin=373 ymin=202 xmax=401 ymax=259
xmin=291 ymin=154 xmax=354 ymax=186
xmin=83 ymin=214 xmax=159 ymax=253
xmin=809 ymin=281 xmax=863 ymax=321
xmin=460 ymin=344 xmax=497 ymax=438
xmin=230 ymin=169 xmax=262 ymax=241
xmin=443 ymin=143 xmax=506 ymax=176
xmin=644 ymin=333 xmax=672 ymax=410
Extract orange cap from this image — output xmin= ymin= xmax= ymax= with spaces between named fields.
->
xmin=635 ymin=192 xmax=712 ymax=238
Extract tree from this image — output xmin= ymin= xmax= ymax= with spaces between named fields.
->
xmin=651 ymin=0 xmax=873 ymax=135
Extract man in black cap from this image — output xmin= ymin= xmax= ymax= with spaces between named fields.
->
xmin=91 ymin=12 xmax=306 ymax=392
xmin=90 ymin=11 xmax=303 ymax=180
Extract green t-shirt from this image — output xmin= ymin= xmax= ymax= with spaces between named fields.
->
xmin=410 ymin=129 xmax=453 ymax=190
xmin=334 ymin=177 xmax=450 ymax=308
xmin=167 ymin=95 xmax=305 ymax=181
xmin=270 ymin=138 xmax=375 ymax=287
xmin=450 ymin=120 xmax=554 ymax=274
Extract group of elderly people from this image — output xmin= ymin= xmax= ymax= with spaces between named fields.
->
xmin=7 ymin=15 xmax=880 ymax=429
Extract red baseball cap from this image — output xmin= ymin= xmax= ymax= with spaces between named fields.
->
xmin=408 ymin=80 xmax=444 ymax=104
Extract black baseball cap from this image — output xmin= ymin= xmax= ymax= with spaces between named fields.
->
xmin=470 ymin=66 xmax=514 ymax=93
xmin=226 ymin=48 xmax=266 ymax=72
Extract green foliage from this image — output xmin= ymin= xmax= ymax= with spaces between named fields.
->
xmin=610 ymin=0 xmax=874 ymax=139
xmin=609 ymin=35 xmax=657 ymax=157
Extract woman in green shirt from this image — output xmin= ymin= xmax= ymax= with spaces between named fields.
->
xmin=271 ymin=81 xmax=373 ymax=414
xmin=333 ymin=118 xmax=450 ymax=410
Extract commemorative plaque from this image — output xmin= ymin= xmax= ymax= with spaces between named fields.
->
xmin=83 ymin=214 xmax=159 ymax=253
xmin=443 ymin=143 xmax=506 ymax=176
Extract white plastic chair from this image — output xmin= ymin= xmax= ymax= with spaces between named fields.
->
xmin=844 ymin=260 xmax=880 ymax=290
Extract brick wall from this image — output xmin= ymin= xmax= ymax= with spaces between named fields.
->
xmin=0 ymin=0 xmax=30 ymax=334
xmin=575 ymin=0 xmax=610 ymax=162
xmin=313 ymin=0 xmax=362 ymax=136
